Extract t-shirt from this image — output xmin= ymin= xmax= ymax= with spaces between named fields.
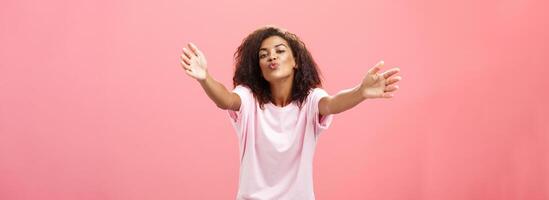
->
xmin=227 ymin=85 xmax=334 ymax=200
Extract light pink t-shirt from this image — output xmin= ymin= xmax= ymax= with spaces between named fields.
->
xmin=227 ymin=85 xmax=334 ymax=200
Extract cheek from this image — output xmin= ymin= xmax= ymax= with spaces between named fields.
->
xmin=259 ymin=60 xmax=268 ymax=69
xmin=283 ymin=54 xmax=296 ymax=66
xmin=258 ymin=61 xmax=269 ymax=72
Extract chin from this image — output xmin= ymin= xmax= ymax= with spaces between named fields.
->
xmin=261 ymin=66 xmax=294 ymax=82
xmin=263 ymin=73 xmax=293 ymax=83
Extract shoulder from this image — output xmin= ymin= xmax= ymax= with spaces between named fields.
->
xmin=305 ymin=87 xmax=329 ymax=106
xmin=233 ymin=85 xmax=252 ymax=94
xmin=233 ymin=85 xmax=254 ymax=98
xmin=308 ymin=87 xmax=329 ymax=99
xmin=233 ymin=85 xmax=255 ymax=105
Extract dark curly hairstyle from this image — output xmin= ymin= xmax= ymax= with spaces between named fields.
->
xmin=233 ymin=26 xmax=323 ymax=109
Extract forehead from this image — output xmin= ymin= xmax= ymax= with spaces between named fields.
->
xmin=259 ymin=36 xmax=289 ymax=50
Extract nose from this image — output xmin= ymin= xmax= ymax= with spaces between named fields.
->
xmin=268 ymin=53 xmax=278 ymax=61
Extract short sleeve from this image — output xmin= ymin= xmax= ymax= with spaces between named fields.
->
xmin=227 ymin=85 xmax=253 ymax=137
xmin=308 ymin=88 xmax=334 ymax=136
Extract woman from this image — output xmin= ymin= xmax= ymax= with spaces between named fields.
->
xmin=179 ymin=26 xmax=401 ymax=200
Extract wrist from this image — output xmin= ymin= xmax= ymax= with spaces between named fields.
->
xmin=197 ymin=72 xmax=210 ymax=85
xmin=355 ymin=83 xmax=368 ymax=100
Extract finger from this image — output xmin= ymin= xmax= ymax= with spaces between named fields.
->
xmin=182 ymin=47 xmax=194 ymax=59
xmin=384 ymin=85 xmax=399 ymax=92
xmin=183 ymin=67 xmax=195 ymax=77
xmin=180 ymin=60 xmax=191 ymax=70
xmin=381 ymin=67 xmax=400 ymax=79
xmin=188 ymin=42 xmax=200 ymax=57
xmin=180 ymin=54 xmax=191 ymax=65
xmin=386 ymin=76 xmax=402 ymax=86
xmin=193 ymin=46 xmax=205 ymax=59
xmin=382 ymin=93 xmax=394 ymax=98
xmin=367 ymin=60 xmax=384 ymax=75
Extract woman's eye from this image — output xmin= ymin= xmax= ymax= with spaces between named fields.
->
xmin=259 ymin=54 xmax=266 ymax=58
xmin=276 ymin=50 xmax=285 ymax=53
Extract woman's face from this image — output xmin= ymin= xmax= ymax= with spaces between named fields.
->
xmin=258 ymin=36 xmax=297 ymax=83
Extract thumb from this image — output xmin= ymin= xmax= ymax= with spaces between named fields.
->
xmin=367 ymin=60 xmax=384 ymax=75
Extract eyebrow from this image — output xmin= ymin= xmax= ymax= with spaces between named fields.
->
xmin=259 ymin=43 xmax=287 ymax=52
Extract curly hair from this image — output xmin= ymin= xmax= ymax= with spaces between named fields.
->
xmin=233 ymin=26 xmax=323 ymax=109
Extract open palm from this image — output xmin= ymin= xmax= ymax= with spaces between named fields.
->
xmin=361 ymin=61 xmax=402 ymax=99
xmin=179 ymin=43 xmax=208 ymax=80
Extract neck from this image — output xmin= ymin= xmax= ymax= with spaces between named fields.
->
xmin=269 ymin=77 xmax=294 ymax=107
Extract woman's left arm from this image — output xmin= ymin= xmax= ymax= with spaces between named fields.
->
xmin=319 ymin=61 xmax=402 ymax=115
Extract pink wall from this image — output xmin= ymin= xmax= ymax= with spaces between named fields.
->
xmin=1 ymin=0 xmax=548 ymax=199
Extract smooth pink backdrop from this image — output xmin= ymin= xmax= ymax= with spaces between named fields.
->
xmin=1 ymin=0 xmax=548 ymax=199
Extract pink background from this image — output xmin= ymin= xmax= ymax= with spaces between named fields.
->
xmin=1 ymin=0 xmax=548 ymax=199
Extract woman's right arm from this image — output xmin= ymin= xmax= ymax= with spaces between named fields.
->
xmin=179 ymin=43 xmax=241 ymax=111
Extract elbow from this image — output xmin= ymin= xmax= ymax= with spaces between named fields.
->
xmin=216 ymin=99 xmax=235 ymax=110
xmin=216 ymin=103 xmax=229 ymax=110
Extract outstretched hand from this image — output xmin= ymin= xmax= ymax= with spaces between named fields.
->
xmin=179 ymin=43 xmax=208 ymax=81
xmin=360 ymin=61 xmax=401 ymax=99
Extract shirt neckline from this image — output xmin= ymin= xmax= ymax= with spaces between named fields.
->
xmin=265 ymin=101 xmax=297 ymax=112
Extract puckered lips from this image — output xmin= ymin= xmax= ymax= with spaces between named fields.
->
xmin=268 ymin=62 xmax=279 ymax=69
